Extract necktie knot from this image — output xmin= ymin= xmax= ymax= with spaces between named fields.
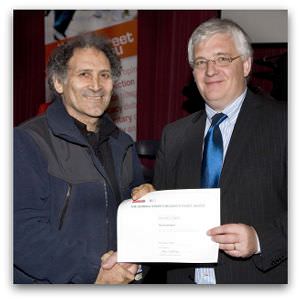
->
xmin=211 ymin=113 xmax=227 ymax=127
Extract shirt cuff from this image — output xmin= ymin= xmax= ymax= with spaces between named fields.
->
xmin=255 ymin=231 xmax=261 ymax=254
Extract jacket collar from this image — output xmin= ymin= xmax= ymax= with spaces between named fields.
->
xmin=220 ymin=89 xmax=263 ymax=188
xmin=46 ymin=100 xmax=120 ymax=146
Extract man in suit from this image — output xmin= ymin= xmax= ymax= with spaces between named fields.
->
xmin=132 ymin=18 xmax=287 ymax=283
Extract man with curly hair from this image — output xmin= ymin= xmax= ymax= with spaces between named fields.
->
xmin=14 ymin=34 xmax=144 ymax=284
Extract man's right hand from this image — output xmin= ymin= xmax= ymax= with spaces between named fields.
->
xmin=131 ymin=184 xmax=155 ymax=200
xmin=94 ymin=251 xmax=136 ymax=284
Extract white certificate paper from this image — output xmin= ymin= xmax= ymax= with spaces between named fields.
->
xmin=117 ymin=189 xmax=220 ymax=263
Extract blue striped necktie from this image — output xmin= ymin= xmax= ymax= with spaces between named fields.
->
xmin=201 ymin=113 xmax=228 ymax=188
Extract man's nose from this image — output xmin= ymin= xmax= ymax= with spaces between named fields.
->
xmin=205 ymin=60 xmax=218 ymax=76
xmin=90 ymin=76 xmax=102 ymax=91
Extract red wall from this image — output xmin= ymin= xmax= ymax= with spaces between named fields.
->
xmin=14 ymin=10 xmax=45 ymax=126
xmin=136 ymin=10 xmax=219 ymax=140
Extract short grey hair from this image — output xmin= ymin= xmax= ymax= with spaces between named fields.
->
xmin=187 ymin=18 xmax=253 ymax=67
xmin=47 ymin=33 xmax=122 ymax=101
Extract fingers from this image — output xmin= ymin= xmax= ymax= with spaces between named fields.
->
xmin=96 ymin=264 xmax=135 ymax=284
xmin=114 ymin=264 xmax=135 ymax=282
xmin=218 ymin=243 xmax=238 ymax=251
xmin=101 ymin=251 xmax=138 ymax=277
xmin=208 ymin=224 xmax=239 ymax=250
xmin=210 ymin=233 xmax=237 ymax=244
xmin=208 ymin=223 xmax=259 ymax=258
xmin=120 ymin=262 xmax=139 ymax=275
xmin=224 ymin=250 xmax=240 ymax=257
xmin=131 ymin=184 xmax=155 ymax=200
xmin=207 ymin=223 xmax=239 ymax=236
xmin=96 ymin=251 xmax=137 ymax=284
xmin=101 ymin=250 xmax=114 ymax=261
xmin=101 ymin=251 xmax=117 ymax=269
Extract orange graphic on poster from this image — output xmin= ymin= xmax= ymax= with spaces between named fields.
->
xmin=45 ymin=19 xmax=137 ymax=64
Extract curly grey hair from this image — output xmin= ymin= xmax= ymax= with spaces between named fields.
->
xmin=47 ymin=33 xmax=122 ymax=100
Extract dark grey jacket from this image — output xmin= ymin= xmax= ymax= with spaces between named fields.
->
xmin=14 ymin=100 xmax=144 ymax=283
xmin=150 ymin=90 xmax=287 ymax=283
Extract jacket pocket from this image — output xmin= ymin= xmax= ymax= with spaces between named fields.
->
xmin=58 ymin=183 xmax=72 ymax=230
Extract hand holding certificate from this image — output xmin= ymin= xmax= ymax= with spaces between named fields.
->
xmin=117 ymin=189 xmax=220 ymax=263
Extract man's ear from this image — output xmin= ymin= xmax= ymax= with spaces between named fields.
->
xmin=53 ymin=77 xmax=64 ymax=94
xmin=243 ymin=57 xmax=252 ymax=77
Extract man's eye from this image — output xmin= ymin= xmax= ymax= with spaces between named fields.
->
xmin=79 ymin=72 xmax=90 ymax=78
xmin=217 ymin=56 xmax=229 ymax=63
xmin=101 ymin=72 xmax=112 ymax=79
xmin=195 ymin=60 xmax=207 ymax=66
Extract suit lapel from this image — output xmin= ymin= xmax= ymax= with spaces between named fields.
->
xmin=220 ymin=91 xmax=262 ymax=189
xmin=177 ymin=111 xmax=206 ymax=188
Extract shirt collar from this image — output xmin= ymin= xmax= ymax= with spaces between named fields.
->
xmin=72 ymin=113 xmax=118 ymax=141
xmin=73 ymin=117 xmax=100 ymax=134
xmin=205 ymin=88 xmax=247 ymax=124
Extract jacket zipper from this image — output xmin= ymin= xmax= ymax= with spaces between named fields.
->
xmin=119 ymin=145 xmax=131 ymax=199
xmin=104 ymin=180 xmax=110 ymax=251
xmin=58 ymin=183 xmax=72 ymax=230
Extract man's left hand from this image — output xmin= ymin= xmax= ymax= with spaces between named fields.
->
xmin=207 ymin=223 xmax=258 ymax=258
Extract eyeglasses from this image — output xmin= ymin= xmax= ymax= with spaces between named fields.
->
xmin=193 ymin=55 xmax=241 ymax=70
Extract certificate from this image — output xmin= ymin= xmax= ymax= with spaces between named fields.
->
xmin=117 ymin=189 xmax=220 ymax=263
